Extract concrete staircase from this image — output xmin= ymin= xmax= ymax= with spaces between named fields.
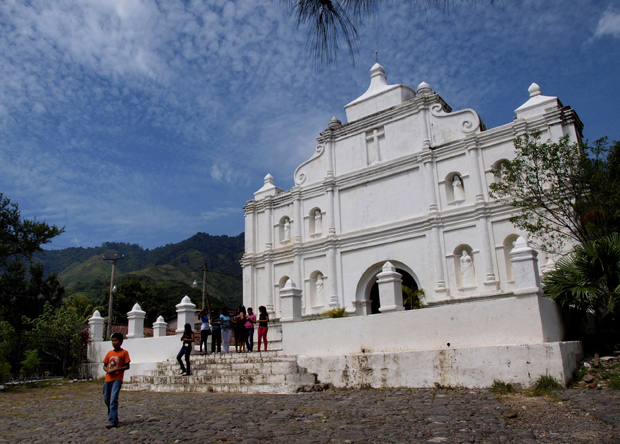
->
xmin=123 ymin=350 xmax=321 ymax=394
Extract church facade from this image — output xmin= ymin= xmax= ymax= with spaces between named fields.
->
xmin=241 ymin=63 xmax=582 ymax=318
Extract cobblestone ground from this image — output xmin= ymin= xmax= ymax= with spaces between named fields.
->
xmin=1 ymin=382 xmax=619 ymax=443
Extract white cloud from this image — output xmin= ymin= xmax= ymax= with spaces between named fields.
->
xmin=594 ymin=9 xmax=620 ymax=38
xmin=200 ymin=206 xmax=241 ymax=221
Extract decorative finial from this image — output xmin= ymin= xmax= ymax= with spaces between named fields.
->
xmin=375 ymin=49 xmax=378 ymax=63
xmin=528 ymin=83 xmax=542 ymax=98
xmin=417 ymin=81 xmax=432 ymax=95
xmin=328 ymin=116 xmax=342 ymax=130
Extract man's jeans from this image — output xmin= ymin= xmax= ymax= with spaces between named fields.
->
xmin=103 ymin=380 xmax=123 ymax=425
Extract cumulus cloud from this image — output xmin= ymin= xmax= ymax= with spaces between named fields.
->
xmin=594 ymin=9 xmax=620 ymax=38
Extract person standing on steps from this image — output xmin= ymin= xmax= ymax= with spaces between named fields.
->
xmin=234 ymin=305 xmax=247 ymax=353
xmin=220 ymin=308 xmax=232 ymax=353
xmin=210 ymin=309 xmax=222 ymax=354
xmin=176 ymin=323 xmax=195 ymax=376
xmin=199 ymin=308 xmax=211 ymax=355
xmin=257 ymin=305 xmax=269 ymax=352
xmin=245 ymin=307 xmax=256 ymax=352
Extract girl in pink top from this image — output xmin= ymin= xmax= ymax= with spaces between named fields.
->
xmin=245 ymin=307 xmax=257 ymax=352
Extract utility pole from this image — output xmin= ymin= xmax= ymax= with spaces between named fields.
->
xmin=193 ymin=262 xmax=211 ymax=313
xmin=103 ymin=254 xmax=124 ymax=339
xmin=202 ymin=262 xmax=211 ymax=313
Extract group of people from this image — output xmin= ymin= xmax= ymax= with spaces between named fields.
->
xmin=176 ymin=305 xmax=270 ymax=376
xmin=101 ymin=306 xmax=271 ymax=428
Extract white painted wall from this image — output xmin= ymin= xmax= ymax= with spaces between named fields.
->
xmin=282 ymin=293 xmax=564 ymax=356
xmin=297 ymin=341 xmax=582 ymax=389
xmin=87 ymin=335 xmax=181 ymax=380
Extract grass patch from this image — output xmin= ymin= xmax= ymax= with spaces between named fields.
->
xmin=608 ymin=374 xmax=620 ymax=390
xmin=490 ymin=379 xmax=516 ymax=394
xmin=531 ymin=374 xmax=562 ymax=396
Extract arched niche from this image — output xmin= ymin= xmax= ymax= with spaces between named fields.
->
xmin=309 ymin=208 xmax=323 ymax=237
xmin=445 ymin=172 xmax=466 ymax=203
xmin=278 ymin=216 xmax=291 ymax=244
xmin=491 ymin=159 xmax=510 ymax=184
xmin=454 ymin=244 xmax=476 ymax=289
xmin=309 ymin=270 xmax=325 ymax=307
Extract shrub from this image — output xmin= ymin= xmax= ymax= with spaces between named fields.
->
xmin=20 ymin=350 xmax=40 ymax=378
xmin=323 ymin=307 xmax=346 ymax=318
xmin=490 ymin=379 xmax=516 ymax=394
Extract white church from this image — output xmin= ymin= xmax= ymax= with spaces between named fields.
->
xmin=87 ymin=64 xmax=584 ymax=390
xmin=240 ymin=63 xmax=583 ymax=388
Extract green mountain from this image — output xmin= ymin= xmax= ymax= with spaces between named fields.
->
xmin=34 ymin=232 xmax=245 ymax=322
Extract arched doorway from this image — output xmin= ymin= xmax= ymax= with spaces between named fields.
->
xmin=369 ymin=268 xmax=419 ymax=314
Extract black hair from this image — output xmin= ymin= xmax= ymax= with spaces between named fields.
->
xmin=111 ymin=332 xmax=124 ymax=343
xmin=239 ymin=306 xmax=246 ymax=315
xmin=247 ymin=307 xmax=253 ymax=314
xmin=259 ymin=306 xmax=267 ymax=314
xmin=184 ymin=323 xmax=193 ymax=336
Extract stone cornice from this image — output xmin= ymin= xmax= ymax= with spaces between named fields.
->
xmin=316 ymin=93 xmax=449 ymax=143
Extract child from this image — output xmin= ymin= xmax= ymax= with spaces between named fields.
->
xmin=103 ymin=332 xmax=131 ymax=429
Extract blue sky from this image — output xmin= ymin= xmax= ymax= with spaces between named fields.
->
xmin=1 ymin=0 xmax=619 ymax=250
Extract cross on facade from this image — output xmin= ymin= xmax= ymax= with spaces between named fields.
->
xmin=365 ymin=127 xmax=385 ymax=165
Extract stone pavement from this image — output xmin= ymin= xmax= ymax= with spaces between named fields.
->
xmin=1 ymin=382 xmax=619 ymax=443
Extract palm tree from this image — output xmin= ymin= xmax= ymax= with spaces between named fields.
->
xmin=542 ymin=233 xmax=620 ymax=354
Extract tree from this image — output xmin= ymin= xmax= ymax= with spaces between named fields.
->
xmin=0 ymin=194 xmax=65 ymax=331
xmin=284 ymin=0 xmax=494 ymax=66
xmin=0 ymin=261 xmax=65 ymax=330
xmin=0 ymin=193 xmax=64 ymax=269
xmin=489 ymin=132 xmax=620 ymax=253
xmin=542 ymin=233 xmax=620 ymax=353
xmin=32 ymin=302 xmax=89 ymax=376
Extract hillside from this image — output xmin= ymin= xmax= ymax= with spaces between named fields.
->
xmin=34 ymin=232 xmax=245 ymax=315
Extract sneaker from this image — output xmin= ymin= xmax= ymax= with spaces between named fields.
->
xmin=105 ymin=423 xmax=117 ymax=429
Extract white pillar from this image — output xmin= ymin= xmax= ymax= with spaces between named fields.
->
xmin=176 ymin=296 xmax=196 ymax=335
xmin=88 ymin=310 xmax=105 ymax=342
xmin=280 ymin=279 xmax=303 ymax=322
xmin=127 ymin=303 xmax=146 ymax=339
xmin=377 ymin=262 xmax=405 ymax=312
xmin=510 ymin=237 xmax=542 ymax=296
xmin=153 ymin=316 xmax=168 ymax=338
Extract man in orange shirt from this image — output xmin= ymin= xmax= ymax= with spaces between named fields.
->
xmin=103 ymin=332 xmax=131 ymax=428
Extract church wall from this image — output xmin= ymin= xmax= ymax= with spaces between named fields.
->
xmin=332 ymin=134 xmax=368 ymax=176
xmin=255 ymin=209 xmax=268 ymax=252
xmin=338 ymin=168 xmax=425 ymax=234
xmin=383 ymin=114 xmax=427 ymax=160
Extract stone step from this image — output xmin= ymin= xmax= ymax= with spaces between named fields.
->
xmin=123 ymin=381 xmax=306 ymax=394
xmin=130 ymin=372 xmax=316 ymax=386
xmin=153 ymin=361 xmax=301 ymax=375
xmin=124 ymin=350 xmax=320 ymax=394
